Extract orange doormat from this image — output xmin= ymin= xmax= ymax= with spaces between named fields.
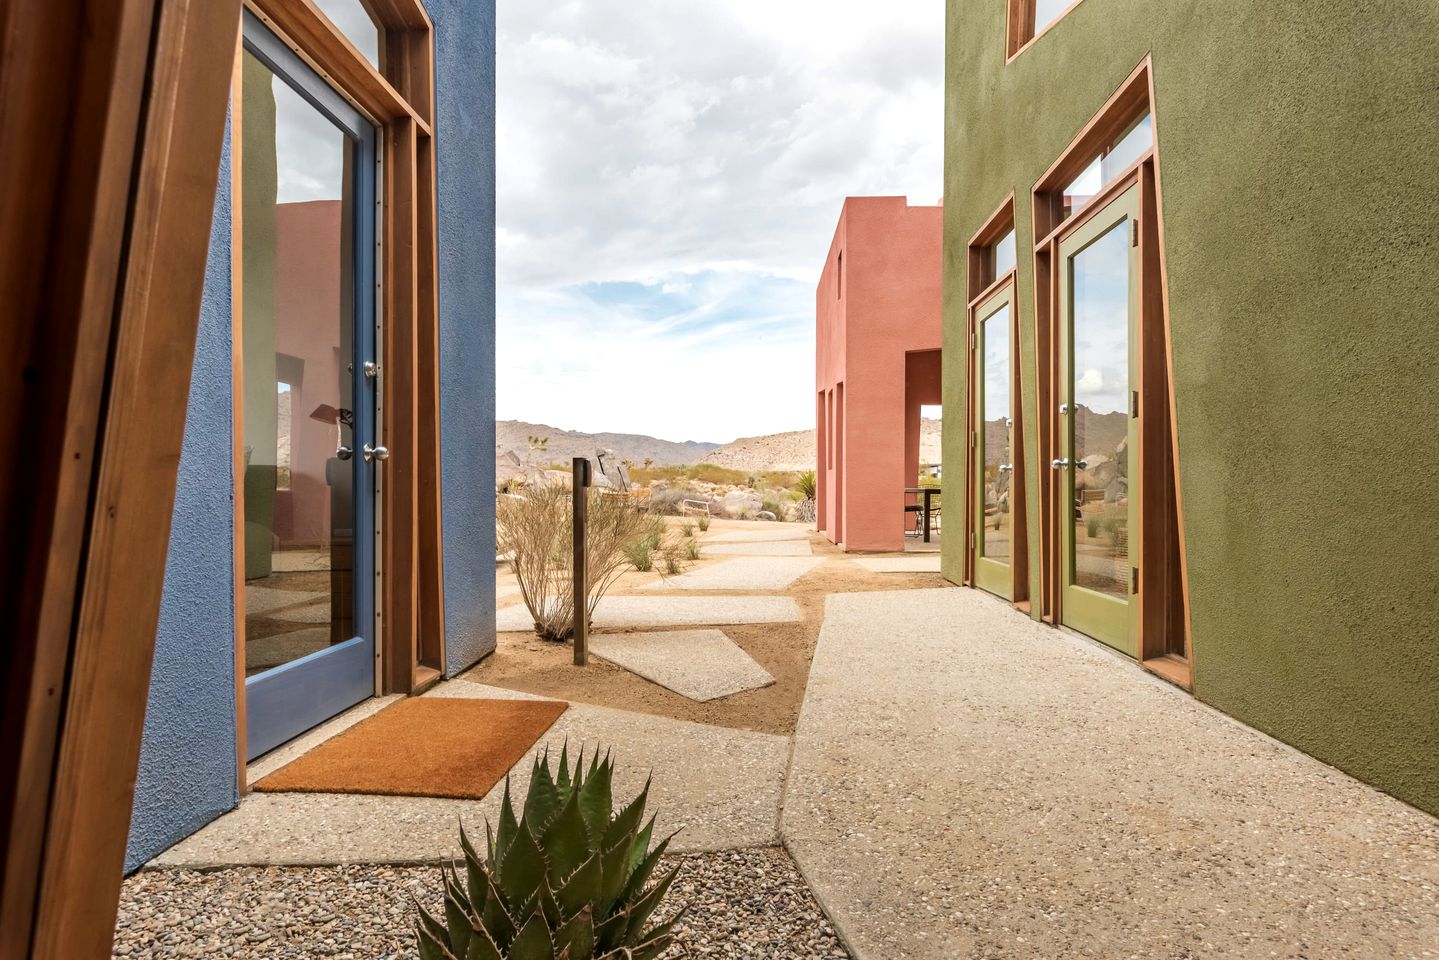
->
xmin=255 ymin=697 xmax=567 ymax=800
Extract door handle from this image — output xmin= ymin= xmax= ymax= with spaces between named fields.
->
xmin=1050 ymin=458 xmax=1070 ymax=470
xmin=363 ymin=443 xmax=389 ymax=463
xmin=998 ymin=464 xmax=1013 ymax=473
xmin=336 ymin=445 xmax=353 ymax=461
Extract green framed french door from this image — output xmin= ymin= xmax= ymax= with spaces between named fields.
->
xmin=1056 ymin=185 xmax=1140 ymax=656
xmin=973 ymin=284 xmax=1016 ymax=599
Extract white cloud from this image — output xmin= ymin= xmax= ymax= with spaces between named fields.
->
xmin=498 ymin=0 xmax=943 ymax=441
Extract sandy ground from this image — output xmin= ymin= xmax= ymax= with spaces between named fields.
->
xmin=467 ymin=519 xmax=950 ymax=735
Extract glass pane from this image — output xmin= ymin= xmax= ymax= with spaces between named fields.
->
xmin=992 ymin=228 xmax=1016 ymax=279
xmin=1069 ymin=221 xmax=1130 ymax=597
xmin=1061 ymin=113 xmax=1153 ymax=221
xmin=981 ymin=304 xmax=1011 ymax=561
xmin=1034 ymin=0 xmax=1070 ymax=33
xmin=313 ymin=0 xmax=381 ymax=69
xmin=241 ymin=51 xmax=358 ymax=677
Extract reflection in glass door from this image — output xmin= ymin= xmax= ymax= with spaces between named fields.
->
xmin=241 ymin=12 xmax=379 ymax=759
xmin=1057 ymin=185 xmax=1140 ymax=656
xmin=973 ymin=286 xmax=1015 ymax=599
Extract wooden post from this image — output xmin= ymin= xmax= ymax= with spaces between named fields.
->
xmin=571 ymin=457 xmax=590 ymax=666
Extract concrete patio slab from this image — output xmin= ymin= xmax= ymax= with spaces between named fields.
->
xmin=638 ymin=557 xmax=823 ymax=591
xmin=495 ymin=595 xmax=801 ymax=632
xmin=849 ymin=555 xmax=942 ymax=573
xmin=151 ymin=680 xmax=788 ymax=867
xmin=783 ymin=588 xmax=1439 ymax=959
xmin=589 ymin=630 xmax=775 ymax=701
xmin=704 ymin=528 xmax=811 ymax=543
xmin=704 ymin=539 xmax=813 ymax=557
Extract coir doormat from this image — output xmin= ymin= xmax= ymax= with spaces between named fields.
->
xmin=255 ymin=697 xmax=567 ymax=800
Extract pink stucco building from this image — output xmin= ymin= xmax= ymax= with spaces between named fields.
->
xmin=816 ymin=197 xmax=943 ymax=552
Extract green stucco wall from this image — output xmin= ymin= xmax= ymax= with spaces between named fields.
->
xmin=941 ymin=0 xmax=1439 ymax=814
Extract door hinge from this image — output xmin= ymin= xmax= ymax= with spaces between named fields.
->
xmin=970 ymin=532 xmax=976 ymax=549
xmin=969 ymin=332 xmax=976 ymax=350
xmin=1131 ymin=220 xmax=1140 ymax=247
xmin=1131 ymin=566 xmax=1139 ymax=594
xmin=1130 ymin=390 xmax=1140 ymax=419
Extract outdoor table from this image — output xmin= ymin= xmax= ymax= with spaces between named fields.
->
xmin=905 ymin=486 xmax=941 ymax=542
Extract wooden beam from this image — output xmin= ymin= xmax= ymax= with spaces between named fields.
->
xmin=0 ymin=0 xmax=240 ymax=956
xmin=246 ymin=0 xmax=430 ymax=133
xmin=415 ymin=132 xmax=447 ymax=675
xmin=383 ymin=119 xmax=420 ymax=693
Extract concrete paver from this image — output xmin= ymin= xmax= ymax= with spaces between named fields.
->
xmin=153 ymin=681 xmax=788 ymax=867
xmin=590 ymin=629 xmax=775 ymax=701
xmin=704 ymin=528 xmax=812 ymax=543
xmin=638 ymin=557 xmax=823 ymax=591
xmin=496 ymin=594 xmax=801 ymax=632
xmin=783 ymin=587 xmax=1439 ymax=959
xmin=704 ymin=539 xmax=813 ymax=557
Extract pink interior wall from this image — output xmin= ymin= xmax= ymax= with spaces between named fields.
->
xmin=815 ymin=198 xmax=943 ymax=551
xmin=273 ymin=199 xmax=343 ymax=548
xmin=905 ymin=349 xmax=943 ymax=506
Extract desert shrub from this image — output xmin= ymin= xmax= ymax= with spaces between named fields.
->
xmin=697 ymin=515 xmax=710 ymax=532
xmin=498 ymin=485 xmax=661 ymax=642
xmin=1085 ymin=515 xmax=1102 ymax=538
xmin=796 ymin=469 xmax=818 ymax=501
xmin=662 ymin=549 xmax=682 ymax=575
xmin=625 ymin=540 xmax=654 ymax=572
xmin=415 ymin=746 xmax=684 ymax=960
xmin=680 ymin=523 xmax=694 ymax=537
xmin=761 ymin=497 xmax=787 ymax=519
xmin=685 ymin=463 xmax=749 ymax=486
xmin=684 ymin=538 xmax=700 ymax=561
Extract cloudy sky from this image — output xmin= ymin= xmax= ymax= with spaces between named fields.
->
xmin=497 ymin=0 xmax=944 ymax=444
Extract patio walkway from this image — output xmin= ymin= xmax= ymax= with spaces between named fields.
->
xmin=155 ymin=680 xmax=788 ymax=867
xmin=783 ymin=588 xmax=1439 ymax=959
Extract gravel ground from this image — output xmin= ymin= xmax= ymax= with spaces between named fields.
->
xmin=114 ymin=847 xmax=850 ymax=959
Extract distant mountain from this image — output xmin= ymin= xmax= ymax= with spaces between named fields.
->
xmin=702 ymin=419 xmax=943 ymax=473
xmin=496 ymin=420 xmax=721 ymax=473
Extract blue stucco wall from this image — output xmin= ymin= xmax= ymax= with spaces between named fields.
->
xmin=125 ymin=113 xmax=238 ymax=872
xmin=125 ymin=3 xmax=496 ymax=869
xmin=429 ymin=0 xmax=498 ymax=674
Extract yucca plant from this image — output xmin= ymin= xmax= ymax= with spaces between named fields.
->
xmin=415 ymin=746 xmax=684 ymax=960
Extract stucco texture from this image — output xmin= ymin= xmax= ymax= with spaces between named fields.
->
xmin=942 ymin=1 xmax=1439 ymax=814
xmin=126 ymin=112 xmax=239 ymax=872
xmin=429 ymin=0 xmax=499 ymax=675
xmin=816 ymin=198 xmax=943 ymax=552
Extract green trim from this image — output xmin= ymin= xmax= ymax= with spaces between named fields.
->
xmin=973 ymin=285 xmax=1015 ymax=599
xmin=1057 ymin=185 xmax=1139 ymax=658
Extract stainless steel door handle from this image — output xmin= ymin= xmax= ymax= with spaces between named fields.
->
xmin=336 ymin=445 xmax=353 ymax=461
xmin=998 ymin=464 xmax=1013 ymax=473
xmin=363 ymin=443 xmax=389 ymax=462
xmin=1051 ymin=458 xmax=1070 ymax=470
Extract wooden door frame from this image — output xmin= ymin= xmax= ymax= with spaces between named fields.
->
xmin=232 ymin=0 xmax=446 ymax=785
xmin=0 ymin=0 xmax=239 ymax=956
xmin=1030 ymin=57 xmax=1194 ymax=687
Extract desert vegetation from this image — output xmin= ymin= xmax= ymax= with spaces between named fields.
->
xmin=499 ymin=485 xmax=686 ymax=642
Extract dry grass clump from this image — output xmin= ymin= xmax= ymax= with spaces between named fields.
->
xmin=499 ymin=484 xmax=669 ymax=642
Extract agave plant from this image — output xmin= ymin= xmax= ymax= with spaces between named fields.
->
xmin=415 ymin=745 xmax=684 ymax=960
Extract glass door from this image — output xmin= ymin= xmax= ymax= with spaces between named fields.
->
xmin=973 ymin=285 xmax=1015 ymax=599
xmin=1056 ymin=184 xmax=1140 ymax=656
xmin=240 ymin=12 xmax=379 ymax=759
